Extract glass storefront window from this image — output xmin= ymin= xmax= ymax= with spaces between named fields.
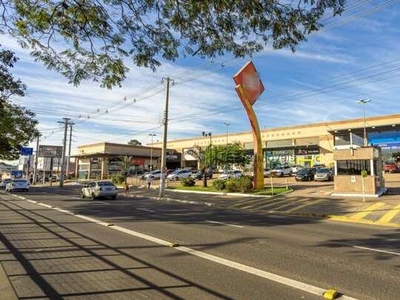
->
xmin=337 ymin=160 xmax=371 ymax=175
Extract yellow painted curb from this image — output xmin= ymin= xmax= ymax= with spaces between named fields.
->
xmin=323 ymin=288 xmax=338 ymax=299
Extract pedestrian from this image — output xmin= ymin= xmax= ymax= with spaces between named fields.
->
xmin=147 ymin=176 xmax=153 ymax=190
xmin=124 ymin=182 xmax=130 ymax=195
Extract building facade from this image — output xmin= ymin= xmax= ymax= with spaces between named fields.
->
xmin=151 ymin=113 xmax=400 ymax=169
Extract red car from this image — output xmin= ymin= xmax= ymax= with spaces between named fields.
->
xmin=383 ymin=162 xmax=398 ymax=173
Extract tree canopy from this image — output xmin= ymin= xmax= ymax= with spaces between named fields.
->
xmin=0 ymin=47 xmax=39 ymax=160
xmin=128 ymin=139 xmax=142 ymax=146
xmin=0 ymin=0 xmax=345 ymax=88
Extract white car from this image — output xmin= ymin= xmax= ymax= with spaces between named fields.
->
xmin=5 ymin=179 xmax=30 ymax=192
xmin=167 ymin=169 xmax=192 ymax=180
xmin=142 ymin=170 xmax=162 ymax=180
xmin=271 ymin=166 xmax=292 ymax=177
xmin=290 ymin=165 xmax=303 ymax=174
xmin=81 ymin=181 xmax=118 ymax=200
xmin=218 ymin=170 xmax=244 ymax=180
xmin=0 ymin=178 xmax=12 ymax=189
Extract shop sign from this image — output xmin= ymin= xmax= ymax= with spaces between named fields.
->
xmin=38 ymin=145 xmax=63 ymax=157
xmin=130 ymin=158 xmax=145 ymax=165
xmin=295 ymin=148 xmax=320 ymax=155
xmin=166 ymin=153 xmax=181 ymax=162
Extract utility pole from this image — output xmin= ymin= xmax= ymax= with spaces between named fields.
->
xmin=149 ymin=133 xmax=156 ymax=171
xmin=159 ymin=77 xmax=173 ymax=198
xmin=66 ymin=122 xmax=74 ymax=180
xmin=33 ymin=134 xmax=40 ymax=185
xmin=58 ymin=118 xmax=70 ymax=187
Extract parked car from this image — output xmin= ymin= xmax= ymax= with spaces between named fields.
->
xmin=81 ymin=180 xmax=118 ymax=200
xmin=0 ymin=178 xmax=12 ymax=189
xmin=167 ymin=169 xmax=192 ymax=180
xmin=295 ymin=168 xmax=314 ymax=181
xmin=271 ymin=165 xmax=292 ymax=177
xmin=383 ymin=162 xmax=398 ymax=173
xmin=142 ymin=170 xmax=162 ymax=180
xmin=218 ymin=170 xmax=244 ymax=180
xmin=5 ymin=179 xmax=30 ymax=192
xmin=263 ymin=169 xmax=272 ymax=177
xmin=314 ymin=168 xmax=333 ymax=181
xmin=191 ymin=169 xmax=213 ymax=180
xmin=291 ymin=165 xmax=303 ymax=174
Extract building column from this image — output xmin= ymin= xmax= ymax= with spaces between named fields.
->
xmin=370 ymin=159 xmax=375 ymax=176
xmin=87 ymin=160 xmax=92 ymax=180
xmin=101 ymin=157 xmax=108 ymax=179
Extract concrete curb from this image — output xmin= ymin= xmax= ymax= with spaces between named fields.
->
xmin=0 ymin=262 xmax=18 ymax=300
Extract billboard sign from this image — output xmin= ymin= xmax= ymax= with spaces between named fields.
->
xmin=38 ymin=145 xmax=63 ymax=157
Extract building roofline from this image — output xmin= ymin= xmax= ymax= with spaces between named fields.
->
xmin=153 ymin=113 xmax=400 ymax=145
xmin=77 ymin=141 xmax=161 ymax=150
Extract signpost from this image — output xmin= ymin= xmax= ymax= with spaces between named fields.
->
xmin=233 ymin=61 xmax=265 ymax=190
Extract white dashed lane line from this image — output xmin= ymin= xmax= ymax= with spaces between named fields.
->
xmin=137 ymin=208 xmax=156 ymax=213
xmin=205 ymin=220 xmax=243 ymax=228
xmin=353 ymin=245 xmax=400 ymax=256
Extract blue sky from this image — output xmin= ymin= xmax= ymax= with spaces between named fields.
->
xmin=4 ymin=0 xmax=400 ymax=156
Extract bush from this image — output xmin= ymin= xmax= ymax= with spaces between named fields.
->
xmin=226 ymin=176 xmax=253 ymax=193
xmin=212 ymin=179 xmax=226 ymax=190
xmin=181 ymin=177 xmax=195 ymax=187
xmin=111 ymin=174 xmax=125 ymax=185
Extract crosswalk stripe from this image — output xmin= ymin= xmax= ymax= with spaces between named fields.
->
xmin=349 ymin=202 xmax=386 ymax=220
xmin=376 ymin=204 xmax=400 ymax=224
xmin=232 ymin=198 xmax=274 ymax=209
xmin=270 ymin=198 xmax=312 ymax=211
xmin=256 ymin=198 xmax=296 ymax=210
xmin=237 ymin=198 xmax=276 ymax=209
xmin=286 ymin=199 xmax=325 ymax=213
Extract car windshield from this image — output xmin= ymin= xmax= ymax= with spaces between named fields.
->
xmin=297 ymin=169 xmax=308 ymax=174
xmin=14 ymin=179 xmax=27 ymax=183
xmin=317 ymin=168 xmax=330 ymax=173
xmin=98 ymin=182 xmax=114 ymax=186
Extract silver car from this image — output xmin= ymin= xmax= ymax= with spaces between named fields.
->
xmin=314 ymin=168 xmax=333 ymax=181
xmin=0 ymin=178 xmax=12 ymax=189
xmin=5 ymin=179 xmax=30 ymax=192
xmin=81 ymin=181 xmax=118 ymax=200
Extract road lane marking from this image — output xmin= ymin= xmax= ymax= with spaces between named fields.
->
xmin=137 ymin=208 xmax=156 ymax=213
xmin=205 ymin=220 xmax=243 ymax=228
xmin=256 ymin=198 xmax=295 ymax=210
xmin=353 ymin=245 xmax=400 ymax=256
xmin=376 ymin=204 xmax=400 ymax=224
xmin=11 ymin=194 xmax=359 ymax=300
xmin=270 ymin=198 xmax=311 ymax=211
xmin=349 ymin=202 xmax=386 ymax=220
xmin=286 ymin=199 xmax=325 ymax=213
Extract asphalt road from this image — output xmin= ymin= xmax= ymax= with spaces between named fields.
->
xmin=1 ymin=186 xmax=399 ymax=300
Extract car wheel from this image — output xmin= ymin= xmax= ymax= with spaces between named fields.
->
xmin=111 ymin=195 xmax=117 ymax=200
xmin=91 ymin=193 xmax=97 ymax=200
xmin=81 ymin=192 xmax=86 ymax=198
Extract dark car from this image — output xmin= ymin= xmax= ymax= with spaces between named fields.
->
xmin=295 ymin=168 xmax=314 ymax=181
xmin=191 ymin=169 xmax=213 ymax=180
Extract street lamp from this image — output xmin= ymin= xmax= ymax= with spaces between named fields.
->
xmin=149 ymin=133 xmax=156 ymax=170
xmin=224 ymin=122 xmax=230 ymax=144
xmin=356 ymin=99 xmax=371 ymax=146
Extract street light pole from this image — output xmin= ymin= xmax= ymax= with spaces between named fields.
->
xmin=356 ymin=99 xmax=372 ymax=146
xmin=149 ymin=133 xmax=156 ymax=171
xmin=202 ymin=131 xmax=212 ymax=167
xmin=224 ymin=122 xmax=230 ymax=144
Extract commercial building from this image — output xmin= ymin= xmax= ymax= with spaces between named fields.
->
xmin=74 ymin=113 xmax=400 ymax=179
xmin=152 ymin=113 xmax=400 ymax=169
